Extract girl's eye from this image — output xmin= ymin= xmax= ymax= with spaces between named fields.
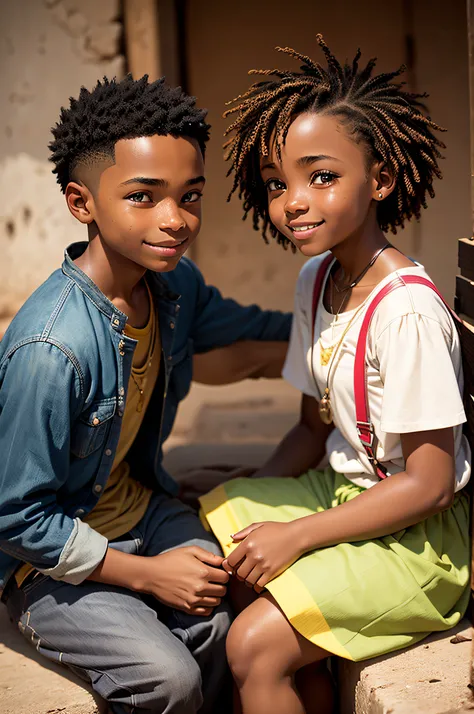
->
xmin=311 ymin=171 xmax=338 ymax=186
xmin=128 ymin=192 xmax=152 ymax=203
xmin=265 ymin=179 xmax=286 ymax=193
xmin=182 ymin=191 xmax=202 ymax=204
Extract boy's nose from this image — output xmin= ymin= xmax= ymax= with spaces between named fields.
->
xmin=158 ymin=200 xmax=186 ymax=232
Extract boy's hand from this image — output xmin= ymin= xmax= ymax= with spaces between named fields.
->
xmin=141 ymin=546 xmax=229 ymax=616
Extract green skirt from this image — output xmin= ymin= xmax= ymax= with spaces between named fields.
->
xmin=199 ymin=469 xmax=470 ymax=662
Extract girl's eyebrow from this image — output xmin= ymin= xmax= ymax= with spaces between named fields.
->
xmin=297 ymin=154 xmax=342 ymax=167
xmin=260 ymin=161 xmax=276 ymax=172
xmin=260 ymin=155 xmax=342 ymax=172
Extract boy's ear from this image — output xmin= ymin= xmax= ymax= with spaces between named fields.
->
xmin=65 ymin=182 xmax=95 ymax=224
xmin=371 ymin=162 xmax=396 ymax=202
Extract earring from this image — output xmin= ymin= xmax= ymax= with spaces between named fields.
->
xmin=378 ymin=192 xmax=383 ymax=199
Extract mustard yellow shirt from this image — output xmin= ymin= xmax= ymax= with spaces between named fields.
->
xmin=84 ymin=286 xmax=160 ymax=539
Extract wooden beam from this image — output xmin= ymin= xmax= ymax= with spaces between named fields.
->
xmin=469 ymin=0 xmax=474 ymax=236
xmin=465 ymin=0 xmax=474 ymax=692
xmin=123 ymin=0 xmax=161 ymax=80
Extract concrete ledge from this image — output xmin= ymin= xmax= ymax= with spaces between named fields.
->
xmin=0 ymin=605 xmax=105 ymax=714
xmin=339 ymin=620 xmax=473 ymax=714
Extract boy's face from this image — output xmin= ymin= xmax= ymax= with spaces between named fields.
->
xmin=75 ymin=134 xmax=205 ymax=273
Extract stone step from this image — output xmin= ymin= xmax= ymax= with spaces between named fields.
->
xmin=339 ymin=619 xmax=473 ymax=714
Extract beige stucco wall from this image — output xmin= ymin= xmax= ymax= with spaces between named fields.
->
xmin=0 ymin=0 xmax=124 ymax=328
xmin=186 ymin=0 xmax=470 ymax=309
xmin=1 ymin=0 xmax=469 ymax=328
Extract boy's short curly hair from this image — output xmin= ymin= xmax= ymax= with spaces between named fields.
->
xmin=49 ymin=74 xmax=210 ymax=193
xmin=223 ymin=35 xmax=446 ymax=247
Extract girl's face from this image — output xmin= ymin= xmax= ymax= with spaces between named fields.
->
xmin=260 ymin=112 xmax=382 ymax=256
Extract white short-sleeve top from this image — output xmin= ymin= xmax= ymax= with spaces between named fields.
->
xmin=282 ymin=253 xmax=471 ymax=492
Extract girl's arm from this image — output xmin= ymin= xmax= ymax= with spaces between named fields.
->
xmin=225 ymin=427 xmax=456 ymax=589
xmin=292 ymin=426 xmax=455 ymax=551
xmin=252 ymin=393 xmax=334 ymax=479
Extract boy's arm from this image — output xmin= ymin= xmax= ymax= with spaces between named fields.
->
xmin=192 ymin=340 xmax=288 ymax=384
xmin=0 ymin=343 xmax=108 ymax=583
xmin=188 ymin=261 xmax=292 ymax=354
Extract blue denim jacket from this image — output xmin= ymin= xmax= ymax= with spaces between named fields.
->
xmin=0 ymin=242 xmax=291 ymax=594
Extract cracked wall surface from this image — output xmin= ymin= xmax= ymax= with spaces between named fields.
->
xmin=0 ymin=0 xmax=124 ymax=328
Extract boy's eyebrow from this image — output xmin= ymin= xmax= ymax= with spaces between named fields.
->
xmin=120 ymin=175 xmax=206 ymax=187
xmin=297 ymin=154 xmax=342 ymax=167
xmin=186 ymin=175 xmax=206 ymax=186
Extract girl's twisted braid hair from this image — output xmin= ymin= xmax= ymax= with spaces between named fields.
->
xmin=224 ymin=34 xmax=446 ymax=248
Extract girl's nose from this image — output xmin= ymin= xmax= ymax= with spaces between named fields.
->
xmin=284 ymin=194 xmax=309 ymax=216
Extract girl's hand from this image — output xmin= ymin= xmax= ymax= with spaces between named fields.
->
xmin=222 ymin=521 xmax=304 ymax=593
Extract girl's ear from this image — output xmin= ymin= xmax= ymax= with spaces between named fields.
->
xmin=371 ymin=162 xmax=396 ymax=203
xmin=65 ymin=182 xmax=95 ymax=224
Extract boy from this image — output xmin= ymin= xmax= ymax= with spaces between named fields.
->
xmin=0 ymin=75 xmax=290 ymax=713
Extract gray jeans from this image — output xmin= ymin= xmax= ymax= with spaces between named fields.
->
xmin=5 ymin=494 xmax=232 ymax=714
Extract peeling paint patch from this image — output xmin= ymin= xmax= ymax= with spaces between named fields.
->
xmin=44 ymin=0 xmax=122 ymax=65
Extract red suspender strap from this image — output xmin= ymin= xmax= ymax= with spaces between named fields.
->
xmin=354 ymin=273 xmax=457 ymax=479
xmin=311 ymin=254 xmax=333 ymax=344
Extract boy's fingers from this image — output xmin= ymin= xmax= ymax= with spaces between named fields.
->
xmin=196 ymin=596 xmax=221 ymax=608
xmin=222 ymin=558 xmax=233 ymax=575
xmin=191 ymin=546 xmax=224 ymax=566
xmin=189 ymin=607 xmax=213 ymax=617
xmin=199 ymin=583 xmax=227 ymax=597
xmin=207 ymin=566 xmax=230 ymax=584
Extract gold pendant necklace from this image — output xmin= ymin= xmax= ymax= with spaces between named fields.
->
xmin=130 ymin=372 xmax=145 ymax=413
xmin=129 ymin=282 xmax=156 ymax=413
xmin=319 ymin=344 xmax=334 ymax=367
xmin=313 ymin=245 xmax=392 ymax=424
xmin=319 ymin=388 xmax=333 ymax=424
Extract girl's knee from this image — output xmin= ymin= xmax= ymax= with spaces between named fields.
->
xmin=225 ymin=608 xmax=273 ymax=685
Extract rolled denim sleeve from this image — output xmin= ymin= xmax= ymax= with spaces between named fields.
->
xmin=0 ymin=341 xmax=108 ymax=583
xmin=188 ymin=261 xmax=292 ymax=353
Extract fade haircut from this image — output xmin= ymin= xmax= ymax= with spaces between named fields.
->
xmin=49 ymin=74 xmax=210 ymax=193
xmin=224 ymin=34 xmax=445 ymax=248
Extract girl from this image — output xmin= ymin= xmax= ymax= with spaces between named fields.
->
xmin=199 ymin=35 xmax=471 ymax=714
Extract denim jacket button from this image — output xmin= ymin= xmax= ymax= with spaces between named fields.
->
xmin=169 ymin=322 xmax=175 ymax=330
xmin=94 ymin=484 xmax=103 ymax=494
xmin=92 ymin=417 xmax=100 ymax=426
xmin=75 ymin=509 xmax=85 ymax=517
xmin=105 ymin=449 xmax=112 ymax=456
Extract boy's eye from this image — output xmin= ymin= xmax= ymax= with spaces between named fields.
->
xmin=182 ymin=190 xmax=202 ymax=204
xmin=127 ymin=192 xmax=152 ymax=203
xmin=311 ymin=171 xmax=338 ymax=186
xmin=265 ymin=179 xmax=286 ymax=193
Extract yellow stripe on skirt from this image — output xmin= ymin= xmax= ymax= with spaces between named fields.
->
xmin=199 ymin=469 xmax=470 ymax=662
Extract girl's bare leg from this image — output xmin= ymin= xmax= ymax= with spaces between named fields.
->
xmin=295 ymin=662 xmax=336 ymax=714
xmin=226 ymin=592 xmax=334 ymax=714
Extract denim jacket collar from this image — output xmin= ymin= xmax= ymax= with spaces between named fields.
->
xmin=62 ymin=242 xmax=181 ymax=333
